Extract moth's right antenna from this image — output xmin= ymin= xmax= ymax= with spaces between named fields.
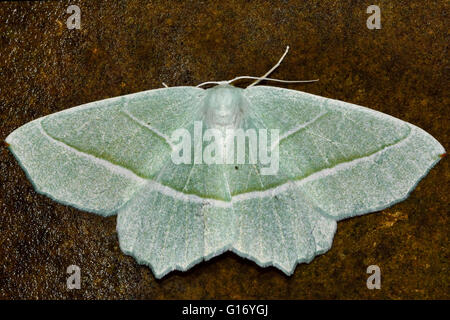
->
xmin=196 ymin=45 xmax=318 ymax=88
xmin=247 ymin=46 xmax=290 ymax=88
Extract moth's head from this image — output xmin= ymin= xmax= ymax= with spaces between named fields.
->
xmin=203 ymin=84 xmax=246 ymax=129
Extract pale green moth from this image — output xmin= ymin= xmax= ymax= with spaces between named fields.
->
xmin=6 ymin=47 xmax=445 ymax=278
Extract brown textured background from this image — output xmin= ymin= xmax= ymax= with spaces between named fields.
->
xmin=0 ymin=0 xmax=448 ymax=299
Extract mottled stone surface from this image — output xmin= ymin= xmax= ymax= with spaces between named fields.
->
xmin=0 ymin=0 xmax=448 ymax=299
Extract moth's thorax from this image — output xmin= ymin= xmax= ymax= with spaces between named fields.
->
xmin=203 ymin=84 xmax=246 ymax=129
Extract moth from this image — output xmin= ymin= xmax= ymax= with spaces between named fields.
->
xmin=6 ymin=47 xmax=445 ymax=278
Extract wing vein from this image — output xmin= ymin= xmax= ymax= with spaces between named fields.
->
xmin=121 ymin=109 xmax=175 ymax=149
xmin=38 ymin=121 xmax=146 ymax=183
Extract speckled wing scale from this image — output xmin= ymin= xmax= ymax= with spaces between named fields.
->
xmin=6 ymin=85 xmax=445 ymax=278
